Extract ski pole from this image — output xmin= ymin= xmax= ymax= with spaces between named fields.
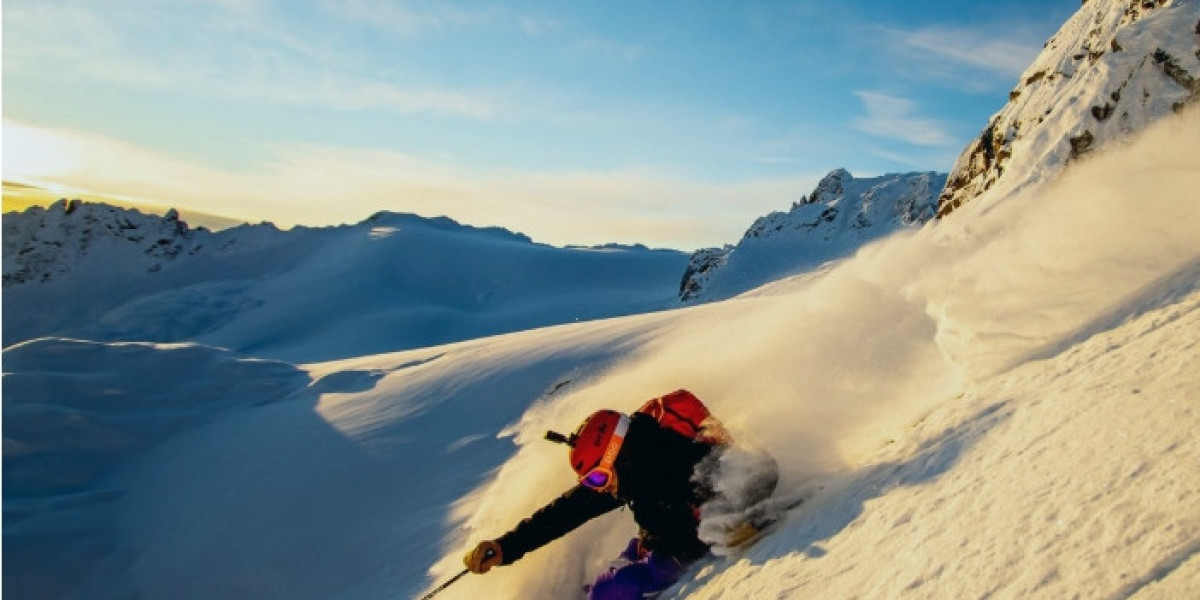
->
xmin=417 ymin=569 xmax=468 ymax=600
xmin=417 ymin=547 xmax=495 ymax=600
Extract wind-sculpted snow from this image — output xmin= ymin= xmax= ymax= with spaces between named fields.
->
xmin=2 ymin=338 xmax=310 ymax=600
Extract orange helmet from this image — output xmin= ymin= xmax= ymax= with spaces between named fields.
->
xmin=567 ymin=409 xmax=629 ymax=477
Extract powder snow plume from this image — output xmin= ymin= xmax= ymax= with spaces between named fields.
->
xmin=426 ymin=106 xmax=1200 ymax=599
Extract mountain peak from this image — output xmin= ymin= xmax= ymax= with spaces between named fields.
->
xmin=2 ymin=199 xmax=206 ymax=286
xmin=680 ymin=169 xmax=946 ymax=302
xmin=937 ymin=0 xmax=1199 ymax=217
xmin=362 ymin=211 xmax=534 ymax=244
xmin=804 ymin=168 xmax=852 ymax=206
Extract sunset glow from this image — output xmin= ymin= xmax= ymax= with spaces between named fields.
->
xmin=3 ymin=0 xmax=1077 ymax=248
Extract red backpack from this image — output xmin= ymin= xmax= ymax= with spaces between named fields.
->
xmin=636 ymin=389 xmax=731 ymax=447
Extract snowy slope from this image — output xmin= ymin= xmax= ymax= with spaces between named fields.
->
xmin=3 ymin=339 xmax=311 ymax=600
xmin=3 ymin=205 xmax=688 ymax=362
xmin=680 ymin=169 xmax=946 ymax=302
xmin=938 ymin=0 xmax=1200 ymax=216
xmin=5 ymin=2 xmax=1200 ymax=598
xmin=4 ymin=106 xmax=1197 ymax=600
xmin=672 ymin=261 xmax=1200 ymax=600
xmin=190 ymin=212 xmax=687 ymax=362
xmin=3 ymin=200 xmax=297 ymax=346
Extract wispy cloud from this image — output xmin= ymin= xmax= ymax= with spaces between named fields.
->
xmin=320 ymin=0 xmax=495 ymax=34
xmin=871 ymin=24 xmax=1045 ymax=90
xmin=564 ymin=35 xmax=646 ymax=63
xmin=518 ymin=15 xmax=563 ymax=38
xmin=897 ymin=26 xmax=1037 ymax=78
xmin=219 ymin=74 xmax=499 ymax=120
xmin=860 ymin=146 xmax=961 ymax=173
xmin=4 ymin=1 xmax=502 ymax=119
xmin=3 ymin=120 xmax=809 ymax=249
xmin=852 ymin=91 xmax=957 ymax=147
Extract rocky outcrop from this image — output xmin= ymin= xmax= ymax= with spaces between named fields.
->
xmin=679 ymin=246 xmax=732 ymax=300
xmin=938 ymin=0 xmax=1200 ymax=217
xmin=680 ymin=169 xmax=946 ymax=302
xmin=3 ymin=199 xmax=211 ymax=285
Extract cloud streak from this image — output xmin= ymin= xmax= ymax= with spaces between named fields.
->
xmin=321 ymin=0 xmax=494 ymax=34
xmin=4 ymin=1 xmax=503 ymax=120
xmin=852 ymin=91 xmax=958 ymax=147
xmin=898 ymin=26 xmax=1037 ymax=79
xmin=3 ymin=120 xmax=813 ymax=250
xmin=870 ymin=23 xmax=1046 ymax=91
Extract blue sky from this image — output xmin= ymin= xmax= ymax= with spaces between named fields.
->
xmin=3 ymin=0 xmax=1079 ymax=248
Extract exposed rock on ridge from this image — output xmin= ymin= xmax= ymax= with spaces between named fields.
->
xmin=938 ymin=0 xmax=1200 ymax=217
xmin=3 ymin=199 xmax=213 ymax=285
xmin=681 ymin=169 xmax=946 ymax=302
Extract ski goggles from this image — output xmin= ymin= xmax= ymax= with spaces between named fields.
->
xmin=579 ymin=413 xmax=630 ymax=493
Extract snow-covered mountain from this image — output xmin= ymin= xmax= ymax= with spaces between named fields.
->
xmin=5 ymin=107 xmax=1197 ymax=600
xmin=3 ymin=202 xmax=689 ymax=362
xmin=683 ymin=0 xmax=1200 ymax=303
xmin=938 ymin=0 xmax=1200 ymax=216
xmin=4 ymin=199 xmax=212 ymax=286
xmin=4 ymin=2 xmax=1200 ymax=600
xmin=680 ymin=169 xmax=946 ymax=302
xmin=3 ymin=200 xmax=294 ymax=344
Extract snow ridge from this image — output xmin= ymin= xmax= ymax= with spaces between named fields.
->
xmin=938 ymin=0 xmax=1200 ymax=216
xmin=680 ymin=169 xmax=946 ymax=302
xmin=3 ymin=201 xmax=689 ymax=362
xmin=2 ymin=199 xmax=216 ymax=285
xmin=1 ymin=201 xmax=545 ymax=290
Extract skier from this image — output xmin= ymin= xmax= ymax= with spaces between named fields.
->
xmin=462 ymin=390 xmax=776 ymax=600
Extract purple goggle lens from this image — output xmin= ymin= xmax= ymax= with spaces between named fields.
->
xmin=582 ymin=470 xmax=611 ymax=489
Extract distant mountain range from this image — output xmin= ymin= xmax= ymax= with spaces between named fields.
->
xmin=2 ymin=203 xmax=688 ymax=362
xmin=5 ymin=0 xmax=1196 ymax=354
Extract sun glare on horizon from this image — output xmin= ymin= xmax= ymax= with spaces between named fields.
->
xmin=3 ymin=121 xmax=87 ymax=184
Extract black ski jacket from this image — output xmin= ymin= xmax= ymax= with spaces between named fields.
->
xmin=495 ymin=412 xmax=717 ymax=565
